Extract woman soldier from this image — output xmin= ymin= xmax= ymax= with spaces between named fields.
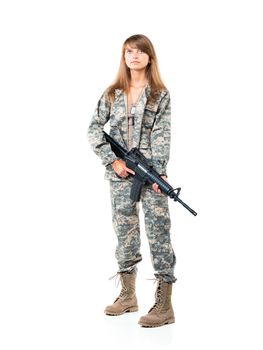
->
xmin=88 ymin=34 xmax=176 ymax=327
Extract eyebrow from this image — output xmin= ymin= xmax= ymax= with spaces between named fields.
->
xmin=125 ymin=47 xmax=142 ymax=51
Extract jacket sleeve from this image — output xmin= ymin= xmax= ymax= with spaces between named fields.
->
xmin=87 ymin=91 xmax=118 ymax=167
xmin=150 ymin=91 xmax=171 ymax=175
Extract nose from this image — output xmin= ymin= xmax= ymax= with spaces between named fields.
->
xmin=132 ymin=51 xmax=139 ymax=59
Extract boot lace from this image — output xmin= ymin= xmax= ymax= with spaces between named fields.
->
xmin=109 ymin=272 xmax=121 ymax=287
xmin=148 ymin=278 xmax=164 ymax=312
xmin=108 ymin=272 xmax=128 ymax=300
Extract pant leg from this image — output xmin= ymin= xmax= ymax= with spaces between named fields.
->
xmin=109 ymin=180 xmax=142 ymax=272
xmin=141 ymin=185 xmax=176 ymax=283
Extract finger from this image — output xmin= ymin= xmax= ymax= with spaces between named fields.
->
xmin=156 ymin=186 xmax=161 ymax=193
xmin=118 ymin=170 xmax=126 ymax=177
xmin=153 ymin=183 xmax=162 ymax=194
xmin=126 ymin=167 xmax=135 ymax=175
xmin=152 ymin=183 xmax=158 ymax=192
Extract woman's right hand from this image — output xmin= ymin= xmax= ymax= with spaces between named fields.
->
xmin=112 ymin=159 xmax=135 ymax=178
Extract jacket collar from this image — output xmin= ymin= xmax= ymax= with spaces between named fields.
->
xmin=114 ymin=83 xmax=151 ymax=99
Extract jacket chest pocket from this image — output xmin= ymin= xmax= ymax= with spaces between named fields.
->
xmin=143 ymin=104 xmax=158 ymax=129
xmin=109 ymin=110 xmax=126 ymax=127
xmin=109 ymin=99 xmax=126 ymax=127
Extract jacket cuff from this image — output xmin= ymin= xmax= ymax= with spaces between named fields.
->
xmin=103 ymin=153 xmax=119 ymax=167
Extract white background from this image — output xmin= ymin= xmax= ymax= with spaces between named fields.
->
xmin=1 ymin=0 xmax=263 ymax=349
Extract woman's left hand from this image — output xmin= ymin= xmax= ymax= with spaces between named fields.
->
xmin=152 ymin=176 xmax=167 ymax=194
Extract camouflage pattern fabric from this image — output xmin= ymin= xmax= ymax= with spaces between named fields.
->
xmin=88 ymin=84 xmax=176 ymax=283
xmin=110 ymin=179 xmax=176 ymax=283
xmin=88 ymin=84 xmax=171 ymax=180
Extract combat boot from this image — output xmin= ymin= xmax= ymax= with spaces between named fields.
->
xmin=138 ymin=278 xmax=175 ymax=327
xmin=104 ymin=271 xmax=138 ymax=316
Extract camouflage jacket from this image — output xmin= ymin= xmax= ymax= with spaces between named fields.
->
xmin=88 ymin=84 xmax=171 ymax=181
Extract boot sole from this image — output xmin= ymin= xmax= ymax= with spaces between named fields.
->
xmin=105 ymin=306 xmax=138 ymax=316
xmin=138 ymin=317 xmax=175 ymax=327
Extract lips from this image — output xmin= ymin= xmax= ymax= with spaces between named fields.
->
xmin=131 ymin=61 xmax=140 ymax=63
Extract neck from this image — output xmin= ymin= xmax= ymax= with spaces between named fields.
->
xmin=129 ymin=70 xmax=147 ymax=87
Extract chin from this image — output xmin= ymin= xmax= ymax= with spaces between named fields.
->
xmin=130 ymin=66 xmax=146 ymax=71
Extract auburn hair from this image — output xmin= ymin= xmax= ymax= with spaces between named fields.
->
xmin=106 ymin=34 xmax=167 ymax=103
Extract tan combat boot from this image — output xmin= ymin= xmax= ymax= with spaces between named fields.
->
xmin=104 ymin=272 xmax=138 ymax=316
xmin=138 ymin=278 xmax=175 ymax=327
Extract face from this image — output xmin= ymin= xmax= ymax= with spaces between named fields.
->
xmin=124 ymin=44 xmax=150 ymax=71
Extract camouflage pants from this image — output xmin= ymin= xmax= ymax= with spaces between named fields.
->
xmin=109 ymin=179 xmax=176 ymax=283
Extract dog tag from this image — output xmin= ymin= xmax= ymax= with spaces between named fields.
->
xmin=130 ymin=105 xmax=136 ymax=115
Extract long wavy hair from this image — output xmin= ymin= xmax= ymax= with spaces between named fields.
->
xmin=107 ymin=34 xmax=167 ymax=103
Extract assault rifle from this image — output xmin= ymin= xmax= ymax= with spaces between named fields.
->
xmin=104 ymin=132 xmax=197 ymax=216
